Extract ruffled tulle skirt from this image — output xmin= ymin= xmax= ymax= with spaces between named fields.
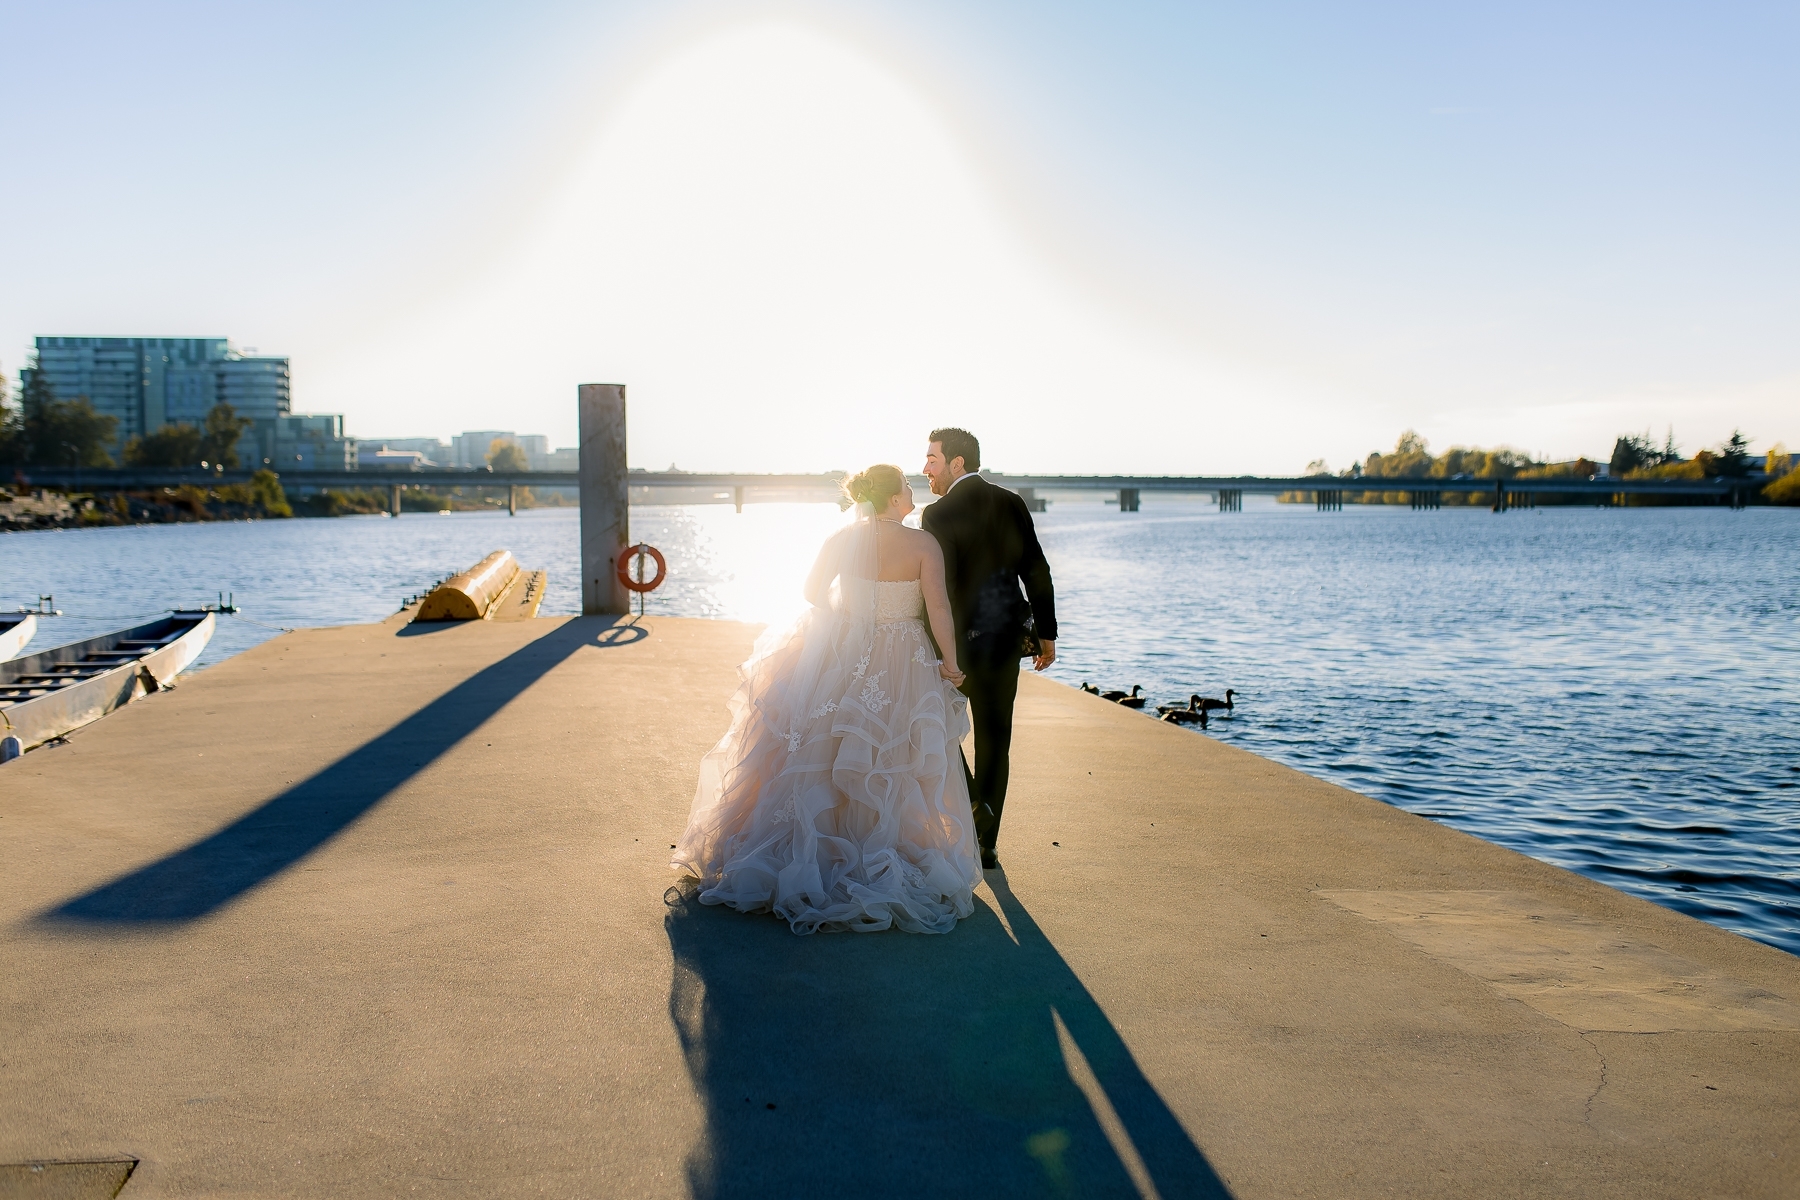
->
xmin=672 ymin=611 xmax=980 ymax=934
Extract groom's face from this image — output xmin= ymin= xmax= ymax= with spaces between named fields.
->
xmin=924 ymin=442 xmax=963 ymax=496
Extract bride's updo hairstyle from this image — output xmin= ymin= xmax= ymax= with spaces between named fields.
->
xmin=843 ymin=463 xmax=905 ymax=513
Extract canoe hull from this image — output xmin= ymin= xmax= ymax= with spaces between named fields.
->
xmin=0 ymin=614 xmax=214 ymax=753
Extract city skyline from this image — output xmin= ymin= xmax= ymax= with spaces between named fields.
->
xmin=2 ymin=2 xmax=1793 ymax=473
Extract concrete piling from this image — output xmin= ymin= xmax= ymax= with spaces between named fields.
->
xmin=579 ymin=383 xmax=630 ymax=615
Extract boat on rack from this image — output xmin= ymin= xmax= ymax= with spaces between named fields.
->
xmin=0 ymin=613 xmax=37 ymax=661
xmin=0 ymin=613 xmax=214 ymax=755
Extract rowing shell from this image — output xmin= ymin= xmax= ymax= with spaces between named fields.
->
xmin=0 ymin=613 xmax=214 ymax=754
xmin=0 ymin=613 xmax=36 ymax=661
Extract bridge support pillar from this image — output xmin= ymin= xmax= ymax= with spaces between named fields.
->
xmin=1118 ymin=488 xmax=1140 ymax=512
xmin=508 ymin=484 xmax=517 ymax=516
xmin=579 ymin=383 xmax=631 ymax=615
xmin=1315 ymin=489 xmax=1342 ymax=512
xmin=734 ymin=485 xmax=745 ymax=513
xmin=1217 ymin=488 xmax=1242 ymax=512
xmin=390 ymin=484 xmax=402 ymax=517
xmin=1492 ymin=479 xmax=1508 ymax=512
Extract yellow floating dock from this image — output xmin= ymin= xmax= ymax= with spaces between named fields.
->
xmin=413 ymin=550 xmax=546 ymax=622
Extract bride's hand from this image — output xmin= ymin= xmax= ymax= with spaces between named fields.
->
xmin=938 ymin=661 xmax=965 ymax=687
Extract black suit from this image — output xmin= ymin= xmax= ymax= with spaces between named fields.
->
xmin=921 ymin=473 xmax=1057 ymax=852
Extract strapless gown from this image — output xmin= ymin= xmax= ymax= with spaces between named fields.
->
xmin=673 ymin=580 xmax=981 ymax=934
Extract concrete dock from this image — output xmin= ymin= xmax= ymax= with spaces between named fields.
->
xmin=2 ymin=614 xmax=1796 ymax=1198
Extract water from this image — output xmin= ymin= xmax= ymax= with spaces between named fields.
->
xmin=5 ymin=498 xmax=1797 ymax=955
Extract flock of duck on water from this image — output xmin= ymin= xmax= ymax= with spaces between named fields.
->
xmin=1078 ymin=683 xmax=1237 ymax=729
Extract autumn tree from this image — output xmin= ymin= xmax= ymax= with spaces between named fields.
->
xmin=487 ymin=438 xmax=530 ymax=472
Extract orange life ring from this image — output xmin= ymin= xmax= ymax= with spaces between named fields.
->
xmin=617 ymin=543 xmax=667 ymax=593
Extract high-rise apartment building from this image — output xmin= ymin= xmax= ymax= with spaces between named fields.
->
xmin=515 ymin=434 xmax=548 ymax=464
xmin=22 ymin=336 xmax=293 ymax=463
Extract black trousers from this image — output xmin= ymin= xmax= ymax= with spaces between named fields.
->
xmin=959 ymin=658 xmax=1021 ymax=851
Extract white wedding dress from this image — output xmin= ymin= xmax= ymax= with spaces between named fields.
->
xmin=672 ymin=517 xmax=981 ymax=935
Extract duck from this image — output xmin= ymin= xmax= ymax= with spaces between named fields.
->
xmin=1079 ymin=682 xmax=1101 ymax=695
xmin=1161 ymin=706 xmax=1208 ymax=728
xmin=1195 ymin=689 xmax=1236 ymax=715
xmin=1156 ymin=694 xmax=1202 ymax=716
xmin=1100 ymin=684 xmax=1146 ymax=708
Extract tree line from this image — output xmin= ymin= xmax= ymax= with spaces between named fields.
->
xmin=0 ymin=363 xmax=256 ymax=468
xmin=1299 ymin=428 xmax=1797 ymax=505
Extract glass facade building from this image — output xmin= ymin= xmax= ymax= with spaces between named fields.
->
xmin=21 ymin=336 xmax=292 ymax=463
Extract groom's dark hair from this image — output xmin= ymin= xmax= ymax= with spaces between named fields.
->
xmin=929 ymin=427 xmax=980 ymax=473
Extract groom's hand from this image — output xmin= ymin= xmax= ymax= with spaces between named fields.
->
xmin=1032 ymin=640 xmax=1056 ymax=672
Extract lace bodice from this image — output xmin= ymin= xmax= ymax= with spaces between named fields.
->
xmin=874 ymin=579 xmax=925 ymax=623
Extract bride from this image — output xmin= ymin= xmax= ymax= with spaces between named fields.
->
xmin=671 ymin=464 xmax=982 ymax=934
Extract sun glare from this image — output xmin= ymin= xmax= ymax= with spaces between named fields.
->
xmin=320 ymin=20 xmax=1338 ymax=472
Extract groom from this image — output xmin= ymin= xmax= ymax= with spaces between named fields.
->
xmin=921 ymin=428 xmax=1057 ymax=871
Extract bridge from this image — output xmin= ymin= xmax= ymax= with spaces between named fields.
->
xmin=7 ymin=466 xmax=1761 ymax=512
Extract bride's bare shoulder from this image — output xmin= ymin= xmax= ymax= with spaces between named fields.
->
xmin=903 ymin=525 xmax=944 ymax=556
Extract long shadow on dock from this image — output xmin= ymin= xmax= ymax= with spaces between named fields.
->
xmin=41 ymin=617 xmax=622 ymax=925
xmin=666 ymin=872 xmax=1228 ymax=1199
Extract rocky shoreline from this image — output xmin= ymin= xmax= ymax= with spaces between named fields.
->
xmin=1 ymin=478 xmax=292 ymax=531
xmin=1 ymin=477 xmax=566 ymax=531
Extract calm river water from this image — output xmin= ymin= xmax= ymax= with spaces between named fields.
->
xmin=5 ymin=497 xmax=1797 ymax=954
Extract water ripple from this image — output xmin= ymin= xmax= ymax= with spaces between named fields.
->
xmin=1035 ymin=498 xmax=1800 ymax=956
xmin=4 ymin=499 xmax=1796 ymax=956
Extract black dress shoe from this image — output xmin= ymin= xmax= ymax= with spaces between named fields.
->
xmin=981 ymin=848 xmax=1000 ymax=870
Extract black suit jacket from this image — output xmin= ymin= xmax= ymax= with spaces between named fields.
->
xmin=920 ymin=474 xmax=1058 ymax=669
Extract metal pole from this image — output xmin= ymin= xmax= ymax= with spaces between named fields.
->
xmin=579 ymin=383 xmax=631 ymax=615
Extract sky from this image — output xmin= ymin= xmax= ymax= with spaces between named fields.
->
xmin=1 ymin=1 xmax=1794 ymax=474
